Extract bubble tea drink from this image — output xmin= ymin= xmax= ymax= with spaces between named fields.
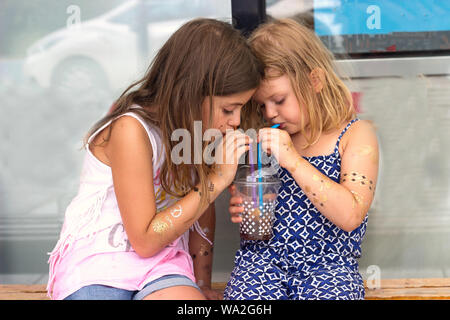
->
xmin=233 ymin=165 xmax=281 ymax=241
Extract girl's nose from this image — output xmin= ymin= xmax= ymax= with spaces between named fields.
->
xmin=228 ymin=110 xmax=241 ymax=128
xmin=264 ymin=103 xmax=278 ymax=120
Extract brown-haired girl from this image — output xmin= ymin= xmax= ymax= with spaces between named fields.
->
xmin=226 ymin=18 xmax=379 ymax=300
xmin=47 ymin=18 xmax=263 ymax=300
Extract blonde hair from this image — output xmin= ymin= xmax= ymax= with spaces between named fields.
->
xmin=249 ymin=18 xmax=355 ymax=147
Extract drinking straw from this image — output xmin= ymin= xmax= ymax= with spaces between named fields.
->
xmin=257 ymin=124 xmax=280 ymax=212
xmin=248 ymin=142 xmax=257 ymax=207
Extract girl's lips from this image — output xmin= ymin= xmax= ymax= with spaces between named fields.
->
xmin=279 ymin=123 xmax=286 ymax=129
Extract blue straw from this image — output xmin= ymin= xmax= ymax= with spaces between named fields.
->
xmin=257 ymin=124 xmax=280 ymax=211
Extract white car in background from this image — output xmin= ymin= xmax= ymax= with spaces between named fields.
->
xmin=23 ymin=0 xmax=230 ymax=94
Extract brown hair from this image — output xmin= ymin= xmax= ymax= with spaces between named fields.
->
xmin=249 ymin=18 xmax=355 ymax=147
xmin=84 ymin=18 xmax=263 ymax=204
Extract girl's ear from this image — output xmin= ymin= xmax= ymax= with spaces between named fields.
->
xmin=309 ymin=68 xmax=326 ymax=93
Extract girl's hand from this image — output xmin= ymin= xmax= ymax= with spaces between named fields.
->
xmin=258 ymin=128 xmax=299 ymax=171
xmin=212 ymin=130 xmax=252 ymax=187
xmin=228 ymin=184 xmax=243 ymax=223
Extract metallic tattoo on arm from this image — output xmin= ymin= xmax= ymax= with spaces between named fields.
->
xmin=152 ymin=219 xmax=170 ymax=234
xmin=304 ymin=174 xmax=332 ymax=207
xmin=193 ymin=186 xmax=203 ymax=197
xmin=199 ymin=243 xmax=210 ymax=256
xmin=170 ymin=204 xmax=183 ymax=218
xmin=341 ymin=171 xmax=375 ymax=193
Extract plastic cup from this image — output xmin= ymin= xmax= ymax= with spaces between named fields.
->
xmin=233 ymin=165 xmax=280 ymax=241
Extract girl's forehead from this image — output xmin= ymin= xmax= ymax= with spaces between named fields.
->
xmin=255 ymin=75 xmax=291 ymax=99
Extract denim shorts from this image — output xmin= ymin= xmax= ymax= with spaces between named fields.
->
xmin=64 ymin=274 xmax=200 ymax=300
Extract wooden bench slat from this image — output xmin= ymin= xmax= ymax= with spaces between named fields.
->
xmin=365 ymin=278 xmax=450 ymax=289
xmin=365 ymin=287 xmax=450 ymax=300
xmin=2 ymin=279 xmax=450 ymax=300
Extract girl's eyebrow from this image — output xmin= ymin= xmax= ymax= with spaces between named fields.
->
xmin=224 ymin=102 xmax=245 ymax=107
xmin=254 ymin=93 xmax=285 ymax=104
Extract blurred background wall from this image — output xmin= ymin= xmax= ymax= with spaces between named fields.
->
xmin=0 ymin=0 xmax=449 ymax=285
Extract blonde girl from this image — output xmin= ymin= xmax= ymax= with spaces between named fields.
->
xmin=226 ymin=18 xmax=379 ymax=300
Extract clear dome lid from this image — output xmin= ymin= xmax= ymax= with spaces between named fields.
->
xmin=234 ymin=164 xmax=280 ymax=185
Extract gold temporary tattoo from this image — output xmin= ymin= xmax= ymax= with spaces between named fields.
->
xmin=170 ymin=205 xmax=183 ymax=218
xmin=312 ymin=174 xmax=332 ymax=191
xmin=356 ymin=145 xmax=374 ymax=156
xmin=152 ymin=219 xmax=169 ymax=234
xmin=342 ymin=172 xmax=373 ymax=189
xmin=355 ymin=145 xmax=378 ymax=165
xmin=305 ymin=175 xmax=332 ymax=207
xmin=284 ymin=141 xmax=294 ymax=152
xmin=199 ymin=243 xmax=210 ymax=256
xmin=165 ymin=216 xmax=173 ymax=227
xmin=289 ymin=158 xmax=302 ymax=173
xmin=193 ymin=186 xmax=203 ymax=197
xmin=208 ymin=182 xmax=214 ymax=192
xmin=350 ymin=190 xmax=364 ymax=209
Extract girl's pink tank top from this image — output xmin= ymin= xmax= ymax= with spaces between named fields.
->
xmin=47 ymin=107 xmax=210 ymax=299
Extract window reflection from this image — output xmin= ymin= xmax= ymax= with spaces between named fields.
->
xmin=0 ymin=0 xmax=231 ymax=284
xmin=267 ymin=0 xmax=450 ymax=57
xmin=266 ymin=0 xmax=450 ymax=280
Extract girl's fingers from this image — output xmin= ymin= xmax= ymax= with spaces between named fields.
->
xmin=229 ymin=195 xmax=243 ymax=205
xmin=235 ymin=144 xmax=250 ymax=161
xmin=231 ymin=216 xmax=242 ymax=223
xmin=225 ymin=132 xmax=251 ymax=149
xmin=229 ymin=204 xmax=244 ymax=214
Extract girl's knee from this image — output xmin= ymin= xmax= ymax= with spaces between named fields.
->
xmin=142 ymin=285 xmax=206 ymax=300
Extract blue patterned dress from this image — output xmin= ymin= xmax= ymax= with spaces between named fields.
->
xmin=224 ymin=118 xmax=368 ymax=300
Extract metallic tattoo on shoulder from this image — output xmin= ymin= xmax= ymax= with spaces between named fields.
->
xmin=354 ymin=145 xmax=378 ymax=165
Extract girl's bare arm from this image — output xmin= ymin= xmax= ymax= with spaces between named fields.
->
xmin=106 ymin=116 xmax=226 ymax=257
xmin=284 ymin=120 xmax=379 ymax=232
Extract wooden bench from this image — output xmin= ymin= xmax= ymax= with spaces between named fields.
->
xmin=1 ymin=279 xmax=450 ymax=300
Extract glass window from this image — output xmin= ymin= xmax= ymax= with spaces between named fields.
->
xmin=266 ymin=0 xmax=450 ymax=281
xmin=267 ymin=0 xmax=450 ymax=57
xmin=0 ymin=0 xmax=231 ymax=285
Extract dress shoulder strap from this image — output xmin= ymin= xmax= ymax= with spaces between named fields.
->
xmin=334 ymin=118 xmax=360 ymax=154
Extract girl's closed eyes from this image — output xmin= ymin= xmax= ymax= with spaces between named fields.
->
xmin=274 ymin=98 xmax=285 ymax=105
xmin=222 ymin=108 xmax=234 ymax=115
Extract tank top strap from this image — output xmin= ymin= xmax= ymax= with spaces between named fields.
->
xmin=333 ymin=118 xmax=360 ymax=154
xmin=86 ymin=105 xmax=163 ymax=169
